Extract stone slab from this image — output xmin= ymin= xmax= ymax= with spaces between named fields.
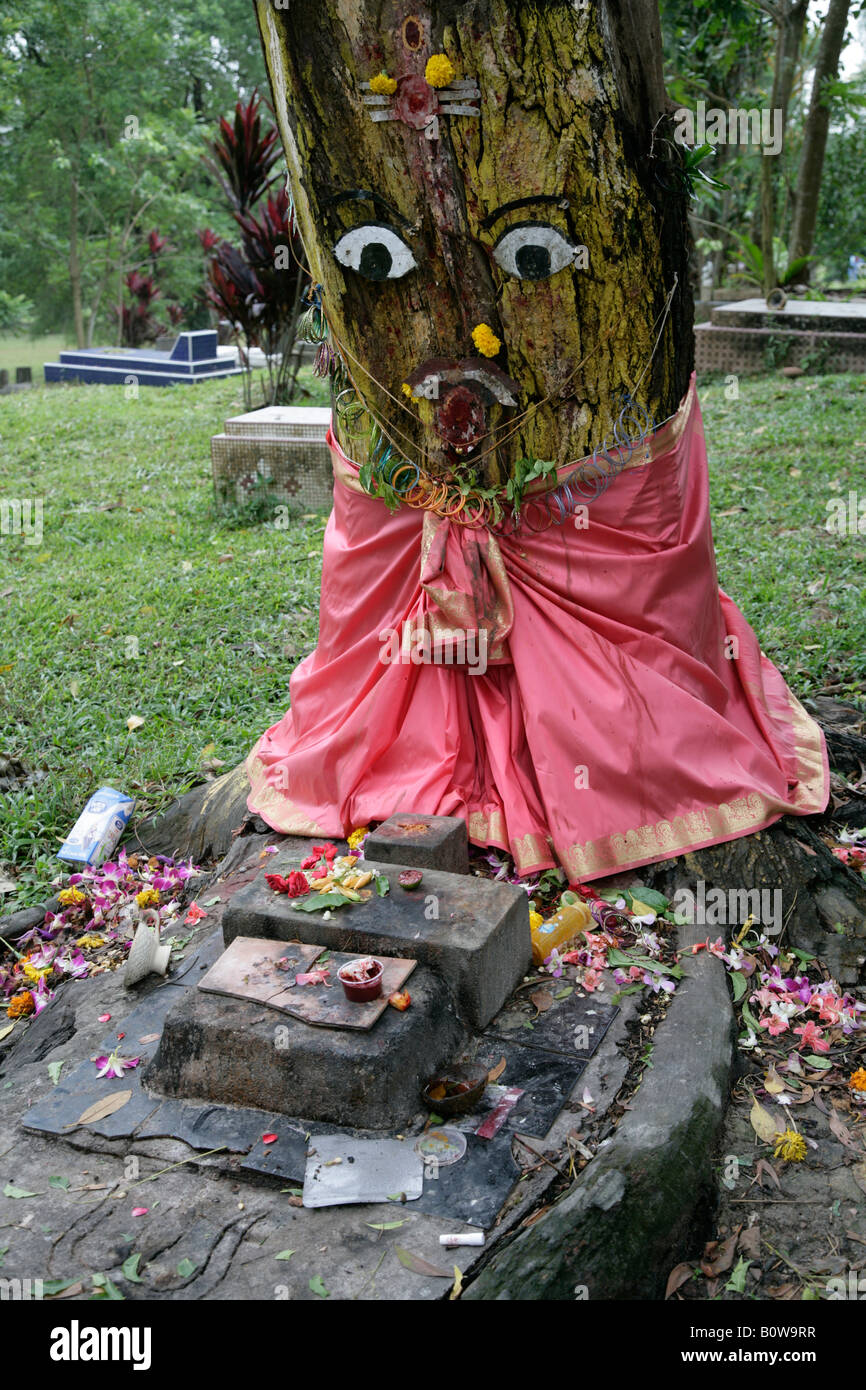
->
xmin=144 ymin=962 xmax=466 ymax=1129
xmin=23 ymin=1059 xmax=162 ymax=1140
xmin=21 ymin=987 xmax=184 ymax=1140
xmin=412 ymin=1131 xmax=521 ymax=1228
xmin=165 ymin=927 xmax=230 ymax=986
xmin=458 ymin=1046 xmax=587 ymax=1139
xmin=136 ymin=1097 xmax=285 ymax=1154
xmin=242 ymin=1122 xmax=310 ymax=1182
xmin=484 ymin=994 xmax=619 ymax=1061
xmin=363 ymin=814 xmax=470 ymax=875
xmin=198 ymin=936 xmax=416 ymax=1030
xmin=711 ymin=296 xmax=866 ymax=332
xmin=223 ymin=857 xmax=530 ymax=1031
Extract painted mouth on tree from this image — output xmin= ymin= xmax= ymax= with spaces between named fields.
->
xmin=404 ymin=357 xmax=520 ymax=456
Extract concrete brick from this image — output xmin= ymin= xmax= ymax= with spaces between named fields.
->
xmin=364 ymin=814 xmax=469 ymax=875
xmin=145 ymin=963 xmax=465 ymax=1129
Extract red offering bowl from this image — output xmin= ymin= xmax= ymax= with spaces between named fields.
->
xmin=338 ymin=957 xmax=384 ymax=1003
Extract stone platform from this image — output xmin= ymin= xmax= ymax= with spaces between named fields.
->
xmin=695 ymin=296 xmax=866 ymax=375
xmin=211 ymin=404 xmax=334 ymax=512
xmin=144 ymin=958 xmax=465 ymax=1128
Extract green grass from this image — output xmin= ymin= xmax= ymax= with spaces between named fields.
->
xmin=0 ymin=368 xmax=864 ymax=908
xmin=0 ymin=370 xmax=330 ymax=905
xmin=0 ymin=333 xmax=77 ymax=378
xmin=699 ymin=371 xmax=866 ymax=698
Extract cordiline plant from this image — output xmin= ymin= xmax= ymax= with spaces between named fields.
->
xmin=200 ymin=92 xmax=306 ymax=407
xmin=203 ymin=91 xmax=281 ymax=218
xmin=119 ymin=230 xmax=185 ymax=348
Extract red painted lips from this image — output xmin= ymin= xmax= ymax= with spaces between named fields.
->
xmin=404 ymin=356 xmax=520 ymax=456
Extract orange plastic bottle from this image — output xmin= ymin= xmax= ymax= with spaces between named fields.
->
xmin=530 ymin=894 xmax=592 ymax=966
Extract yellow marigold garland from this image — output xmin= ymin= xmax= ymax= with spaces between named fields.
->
xmin=773 ymin=1129 xmax=807 ymax=1162
xmin=425 ymin=54 xmax=455 ymax=88
xmin=369 ymin=72 xmax=397 ymax=96
xmin=471 ymin=322 xmax=502 ymax=358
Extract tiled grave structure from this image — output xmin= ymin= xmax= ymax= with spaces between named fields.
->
xmin=23 ymin=815 xmax=619 ymax=1228
xmin=210 ymin=405 xmax=334 ymax=512
xmin=43 ymin=330 xmax=243 ymax=387
xmin=695 ymin=297 xmax=866 ymax=375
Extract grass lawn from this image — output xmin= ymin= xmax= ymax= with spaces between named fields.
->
xmin=0 ymin=369 xmax=329 ymax=905
xmin=0 ymin=332 xmax=77 ymax=378
xmin=1 ymin=368 xmax=864 ymax=909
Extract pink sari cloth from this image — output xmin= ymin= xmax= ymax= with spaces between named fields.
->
xmin=246 ymin=377 xmax=828 ymax=881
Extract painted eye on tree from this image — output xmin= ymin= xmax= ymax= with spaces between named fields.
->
xmin=332 ymin=223 xmax=417 ymax=280
xmin=493 ymin=222 xmax=578 ymax=281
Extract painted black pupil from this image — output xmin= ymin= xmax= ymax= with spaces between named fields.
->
xmin=359 ymin=242 xmax=393 ymax=279
xmin=516 ymin=244 xmax=551 ymax=280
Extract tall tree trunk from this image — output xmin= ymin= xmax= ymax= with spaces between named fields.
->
xmin=789 ymin=0 xmax=851 ymax=270
xmin=760 ymin=0 xmax=809 ymax=295
xmin=254 ymin=0 xmax=693 ymax=488
xmin=68 ymin=176 xmax=86 ymax=349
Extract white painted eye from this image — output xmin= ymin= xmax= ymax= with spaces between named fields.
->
xmin=493 ymin=222 xmax=578 ymax=280
xmin=332 ymin=223 xmax=417 ymax=280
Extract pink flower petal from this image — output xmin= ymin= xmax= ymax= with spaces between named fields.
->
xmin=184 ymin=903 xmax=207 ymax=925
xmin=98 ymin=1013 xmax=111 ymax=1022
xmin=262 ymin=1132 xmax=278 ymax=1145
xmin=132 ymin=1207 xmax=149 ymax=1217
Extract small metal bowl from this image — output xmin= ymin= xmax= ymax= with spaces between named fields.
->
xmin=422 ymin=1062 xmax=488 ymax=1116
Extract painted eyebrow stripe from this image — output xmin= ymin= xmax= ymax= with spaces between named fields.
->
xmin=480 ymin=195 xmax=569 ymax=230
xmin=323 ymin=189 xmax=412 ymax=229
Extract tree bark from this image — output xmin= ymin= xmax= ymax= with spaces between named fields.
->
xmin=254 ymin=0 xmax=693 ymax=486
xmin=760 ymin=0 xmax=809 ymax=294
xmin=789 ymin=0 xmax=851 ymax=270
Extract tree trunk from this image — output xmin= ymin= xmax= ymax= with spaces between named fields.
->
xmin=760 ymin=0 xmax=809 ymax=294
xmin=789 ymin=0 xmax=851 ymax=270
xmin=254 ymin=0 xmax=693 ymax=487
xmin=68 ymin=176 xmax=86 ymax=349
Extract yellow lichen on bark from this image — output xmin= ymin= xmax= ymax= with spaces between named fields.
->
xmin=255 ymin=0 xmax=689 ymax=485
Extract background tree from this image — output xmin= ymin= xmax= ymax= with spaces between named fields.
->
xmin=757 ymin=0 xmax=810 ymax=294
xmin=789 ymin=0 xmax=853 ymax=269
xmin=0 ymin=0 xmax=267 ymax=344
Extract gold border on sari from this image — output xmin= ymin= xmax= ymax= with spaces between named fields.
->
xmin=245 ymin=750 xmax=327 ymax=836
xmin=466 ymin=682 xmax=829 ymax=882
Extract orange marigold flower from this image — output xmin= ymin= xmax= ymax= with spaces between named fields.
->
xmin=8 ymin=991 xmax=35 ymax=1019
xmin=850 ymin=1068 xmax=866 ymax=1094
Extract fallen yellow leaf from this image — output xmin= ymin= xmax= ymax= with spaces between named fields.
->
xmin=126 ymin=715 xmax=145 ymax=732
xmin=750 ymin=1095 xmax=784 ymax=1145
